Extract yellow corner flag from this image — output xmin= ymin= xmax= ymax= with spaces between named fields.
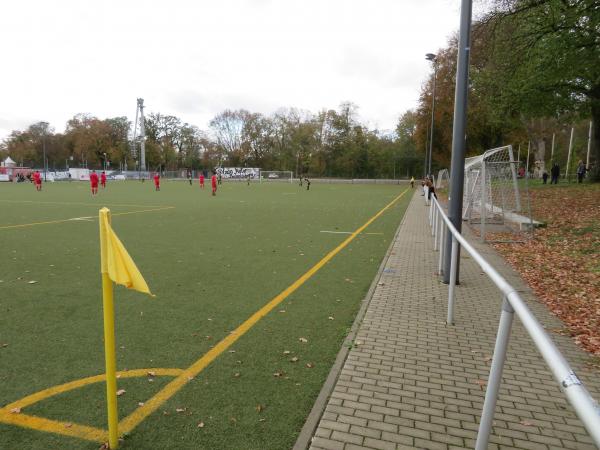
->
xmin=99 ymin=207 xmax=153 ymax=296
xmin=99 ymin=208 xmax=153 ymax=449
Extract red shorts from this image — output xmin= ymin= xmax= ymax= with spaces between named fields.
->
xmin=91 ymin=183 xmax=98 ymax=188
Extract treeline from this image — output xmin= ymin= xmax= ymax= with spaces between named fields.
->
xmin=2 ymin=0 xmax=597 ymax=180
xmin=0 ymin=104 xmax=422 ymax=179
xmin=413 ymin=0 xmax=598 ymax=179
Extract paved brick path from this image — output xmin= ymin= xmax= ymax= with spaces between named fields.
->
xmin=307 ymin=192 xmax=600 ymax=450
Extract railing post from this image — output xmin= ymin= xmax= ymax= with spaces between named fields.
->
xmin=475 ymin=297 xmax=515 ymax=450
xmin=434 ymin=207 xmax=439 ymax=249
xmin=480 ymin=160 xmax=486 ymax=242
xmin=447 ymin=235 xmax=459 ymax=325
xmin=438 ymin=223 xmax=446 ymax=276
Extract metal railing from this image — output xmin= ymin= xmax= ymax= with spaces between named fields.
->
xmin=427 ymin=196 xmax=600 ymax=449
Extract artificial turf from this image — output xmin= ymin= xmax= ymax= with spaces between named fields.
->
xmin=0 ymin=179 xmax=411 ymax=449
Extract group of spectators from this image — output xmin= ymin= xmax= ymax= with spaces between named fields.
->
xmin=541 ymin=160 xmax=588 ymax=184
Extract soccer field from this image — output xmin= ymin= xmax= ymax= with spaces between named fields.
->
xmin=0 ymin=180 xmax=411 ymax=449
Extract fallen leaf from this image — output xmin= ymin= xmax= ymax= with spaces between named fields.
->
xmin=64 ymin=423 xmax=73 ymax=428
xmin=328 ymin=316 xmax=334 ymax=320
xmin=255 ymin=404 xmax=264 ymax=413
xmin=283 ymin=350 xmax=291 ymax=355
xmin=28 ymin=281 xmax=37 ymax=284
xmin=474 ymin=380 xmax=487 ymax=389
xmin=299 ymin=337 xmax=308 ymax=343
xmin=259 ymin=418 xmax=266 ymax=422
xmin=147 ymin=371 xmax=156 ymax=377
xmin=233 ymin=372 xmax=241 ymax=378
xmin=306 ymin=363 xmax=314 ymax=368
xmin=290 ymin=357 xmax=299 ymax=362
xmin=10 ymin=408 xmax=21 ymax=414
xmin=273 ymin=371 xmax=283 ymax=377
xmin=138 ymin=402 xmax=145 ymax=406
xmin=1 ymin=343 xmax=8 ymax=348
xmin=278 ymin=310 xmax=286 ymax=313
xmin=197 ymin=421 xmax=205 ymax=428
xmin=520 ymin=420 xmax=534 ymax=426
xmin=116 ymin=389 xmax=126 ymax=396
xmin=176 ymin=408 xmax=186 ymax=413
xmin=229 ymin=350 xmax=236 ymax=353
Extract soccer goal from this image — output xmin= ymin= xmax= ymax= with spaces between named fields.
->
xmin=462 ymin=145 xmax=534 ymax=241
xmin=259 ymin=171 xmax=293 ymax=183
xmin=436 ymin=169 xmax=450 ymax=191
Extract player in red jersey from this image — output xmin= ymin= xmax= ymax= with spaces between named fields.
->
xmin=199 ymin=172 xmax=205 ymax=188
xmin=33 ymin=170 xmax=42 ymax=191
xmin=100 ymin=171 xmax=107 ymax=189
xmin=90 ymin=170 xmax=99 ymax=195
xmin=211 ymin=172 xmax=217 ymax=196
xmin=153 ymin=173 xmax=160 ymax=191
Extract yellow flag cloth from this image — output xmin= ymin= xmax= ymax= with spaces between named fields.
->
xmin=99 ymin=207 xmax=154 ymax=296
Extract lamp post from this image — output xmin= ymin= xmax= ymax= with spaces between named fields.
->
xmin=426 ymin=53 xmax=438 ymax=177
xmin=443 ymin=0 xmax=473 ymax=285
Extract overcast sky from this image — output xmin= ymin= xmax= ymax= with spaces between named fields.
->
xmin=0 ymin=0 xmax=465 ymax=140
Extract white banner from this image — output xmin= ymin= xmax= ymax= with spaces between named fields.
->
xmin=216 ymin=167 xmax=260 ymax=179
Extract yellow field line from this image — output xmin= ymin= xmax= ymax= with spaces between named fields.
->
xmin=119 ymin=188 xmax=409 ymax=434
xmin=0 ymin=206 xmax=175 ymax=230
xmin=1 ymin=368 xmax=183 ymax=411
xmin=0 ymin=411 xmax=106 ymax=443
xmin=0 ymin=199 xmax=170 ymax=208
xmin=0 ymin=368 xmax=183 ymax=442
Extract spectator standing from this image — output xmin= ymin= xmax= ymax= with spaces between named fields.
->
xmin=551 ymin=163 xmax=560 ymax=184
xmin=576 ymin=160 xmax=587 ymax=183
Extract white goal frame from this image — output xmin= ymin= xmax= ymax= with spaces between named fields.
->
xmin=462 ymin=145 xmax=526 ymax=240
xmin=259 ymin=171 xmax=293 ymax=183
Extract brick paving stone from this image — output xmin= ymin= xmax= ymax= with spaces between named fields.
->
xmin=305 ymin=193 xmax=600 ymax=450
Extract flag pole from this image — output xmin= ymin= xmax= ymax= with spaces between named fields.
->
xmin=99 ymin=208 xmax=119 ymax=449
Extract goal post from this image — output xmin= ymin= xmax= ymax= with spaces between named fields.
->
xmin=462 ymin=145 xmax=528 ymax=240
xmin=259 ymin=171 xmax=293 ymax=183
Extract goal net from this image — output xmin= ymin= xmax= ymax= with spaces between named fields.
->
xmin=462 ymin=145 xmax=534 ymax=240
xmin=259 ymin=171 xmax=293 ymax=183
xmin=436 ymin=169 xmax=450 ymax=191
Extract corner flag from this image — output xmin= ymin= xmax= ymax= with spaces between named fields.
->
xmin=99 ymin=208 xmax=153 ymax=296
xmin=99 ymin=207 xmax=153 ymax=449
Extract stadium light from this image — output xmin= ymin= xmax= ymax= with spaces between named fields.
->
xmin=425 ymin=53 xmax=437 ymax=177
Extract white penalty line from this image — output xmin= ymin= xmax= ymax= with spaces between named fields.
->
xmin=320 ymin=230 xmax=384 ymax=235
xmin=68 ymin=216 xmax=94 ymax=222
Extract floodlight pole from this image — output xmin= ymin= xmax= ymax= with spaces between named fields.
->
xmin=43 ymin=135 xmax=47 ymax=181
xmin=443 ymin=0 xmax=473 ymax=284
xmin=566 ymin=126 xmax=574 ymax=182
xmin=586 ymin=121 xmax=592 ymax=173
xmin=550 ymin=133 xmax=555 ymax=163
xmin=426 ymin=53 xmax=438 ymax=177
xmin=526 ymin=141 xmax=531 ymax=176
xmin=138 ymin=98 xmax=146 ymax=173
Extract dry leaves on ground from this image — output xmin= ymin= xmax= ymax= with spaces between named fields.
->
xmin=490 ymin=186 xmax=600 ymax=355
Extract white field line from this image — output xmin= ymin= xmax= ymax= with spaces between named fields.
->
xmin=68 ymin=216 xmax=94 ymax=221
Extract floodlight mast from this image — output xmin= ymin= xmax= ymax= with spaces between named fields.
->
xmin=137 ymin=98 xmax=146 ymax=172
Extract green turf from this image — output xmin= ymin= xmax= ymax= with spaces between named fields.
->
xmin=0 ymin=180 xmax=411 ymax=449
